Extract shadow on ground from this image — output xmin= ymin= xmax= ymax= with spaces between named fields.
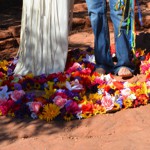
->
xmin=0 ymin=116 xmax=84 ymax=145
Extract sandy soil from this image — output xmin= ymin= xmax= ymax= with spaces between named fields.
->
xmin=0 ymin=1 xmax=150 ymax=150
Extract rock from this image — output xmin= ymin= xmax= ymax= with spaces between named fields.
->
xmin=142 ymin=15 xmax=150 ymax=29
xmin=146 ymin=2 xmax=150 ymax=8
xmin=0 ymin=48 xmax=18 ymax=59
xmin=0 ymin=30 xmax=12 ymax=40
xmin=8 ymin=25 xmax=21 ymax=37
xmin=0 ymin=38 xmax=18 ymax=50
xmin=16 ymin=37 xmax=20 ymax=45
xmin=72 ymin=18 xmax=86 ymax=30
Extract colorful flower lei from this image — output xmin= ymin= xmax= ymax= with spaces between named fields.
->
xmin=0 ymin=47 xmax=150 ymax=122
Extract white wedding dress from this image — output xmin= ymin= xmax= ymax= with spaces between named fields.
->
xmin=14 ymin=0 xmax=74 ymax=76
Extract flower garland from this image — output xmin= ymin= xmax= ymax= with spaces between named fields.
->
xmin=0 ymin=47 xmax=150 ymax=122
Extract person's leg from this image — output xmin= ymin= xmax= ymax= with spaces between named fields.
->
xmin=109 ymin=0 xmax=134 ymax=76
xmin=86 ymin=0 xmax=114 ymax=74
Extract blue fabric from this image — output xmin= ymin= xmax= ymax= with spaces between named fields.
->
xmin=86 ymin=0 xmax=135 ymax=74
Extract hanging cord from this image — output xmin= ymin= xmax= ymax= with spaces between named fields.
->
xmin=130 ymin=0 xmax=136 ymax=54
xmin=114 ymin=0 xmax=134 ymax=55
xmin=114 ymin=0 xmax=127 ymax=37
xmin=136 ymin=0 xmax=143 ymax=26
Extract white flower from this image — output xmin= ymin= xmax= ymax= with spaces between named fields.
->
xmin=128 ymin=94 xmax=136 ymax=101
xmin=123 ymin=82 xmax=130 ymax=88
xmin=146 ymin=81 xmax=150 ymax=87
xmin=98 ymin=89 xmax=104 ymax=95
xmin=31 ymin=112 xmax=38 ymax=119
xmin=66 ymin=79 xmax=83 ymax=91
xmin=121 ymin=88 xmax=131 ymax=97
xmin=76 ymin=111 xmax=83 ymax=120
xmin=104 ymin=74 xmax=115 ymax=83
xmin=83 ymin=54 xmax=95 ymax=63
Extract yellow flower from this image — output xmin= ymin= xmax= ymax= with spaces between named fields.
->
xmin=25 ymin=73 xmax=34 ymax=78
xmin=43 ymin=88 xmax=55 ymax=99
xmin=135 ymin=82 xmax=148 ymax=96
xmin=41 ymin=104 xmax=60 ymax=122
xmin=47 ymin=81 xmax=54 ymax=88
xmin=43 ymin=81 xmax=56 ymax=99
xmin=91 ymin=75 xmax=96 ymax=82
xmin=112 ymin=103 xmax=120 ymax=111
xmin=89 ymin=93 xmax=102 ymax=103
xmin=99 ymin=106 xmax=107 ymax=114
xmin=0 ymin=60 xmax=9 ymax=71
xmin=123 ymin=98 xmax=132 ymax=109
xmin=8 ymin=112 xmax=15 ymax=117
xmin=82 ymin=95 xmax=88 ymax=104
xmin=56 ymin=82 xmax=66 ymax=88
xmin=93 ymin=104 xmax=106 ymax=115
xmin=81 ymin=112 xmax=92 ymax=119
xmin=114 ymin=90 xmax=120 ymax=96
xmin=0 ymin=110 xmax=2 ymax=116
xmin=63 ymin=113 xmax=74 ymax=121
xmin=34 ymin=82 xmax=41 ymax=90
xmin=78 ymin=56 xmax=83 ymax=62
xmin=93 ymin=104 xmax=101 ymax=115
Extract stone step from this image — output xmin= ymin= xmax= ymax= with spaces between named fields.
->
xmin=0 ymin=38 xmax=18 ymax=50
xmin=0 ymin=48 xmax=18 ymax=60
xmin=8 ymin=25 xmax=21 ymax=37
xmin=0 ymin=30 xmax=13 ymax=40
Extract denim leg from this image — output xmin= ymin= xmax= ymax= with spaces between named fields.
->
xmin=86 ymin=0 xmax=114 ymax=73
xmin=109 ymin=0 xmax=135 ymax=74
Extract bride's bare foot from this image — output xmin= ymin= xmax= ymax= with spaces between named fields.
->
xmin=95 ymin=68 xmax=106 ymax=75
xmin=118 ymin=67 xmax=133 ymax=78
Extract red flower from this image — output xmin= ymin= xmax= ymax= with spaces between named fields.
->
xmin=82 ymin=103 xmax=93 ymax=114
xmin=86 ymin=63 xmax=95 ymax=72
xmin=113 ymin=81 xmax=124 ymax=90
xmin=71 ymin=71 xmax=81 ymax=78
xmin=104 ymin=85 xmax=111 ymax=92
xmin=0 ymin=100 xmax=14 ymax=115
xmin=58 ymin=73 xmax=67 ymax=82
xmin=0 ymin=72 xmax=4 ymax=78
xmin=81 ymin=68 xmax=91 ymax=75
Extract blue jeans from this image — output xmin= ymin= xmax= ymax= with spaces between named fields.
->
xmin=86 ymin=0 xmax=134 ymax=74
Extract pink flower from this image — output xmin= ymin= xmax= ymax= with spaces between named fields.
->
xmin=66 ymin=62 xmax=81 ymax=74
xmin=65 ymin=100 xmax=80 ymax=114
xmin=27 ymin=102 xmax=42 ymax=113
xmin=11 ymin=90 xmax=25 ymax=101
xmin=101 ymin=93 xmax=115 ymax=111
xmin=92 ymin=76 xmax=105 ymax=85
xmin=53 ymin=95 xmax=67 ymax=108
xmin=146 ymin=81 xmax=150 ymax=87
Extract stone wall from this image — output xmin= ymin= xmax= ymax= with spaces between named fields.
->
xmin=0 ymin=1 xmax=22 ymax=59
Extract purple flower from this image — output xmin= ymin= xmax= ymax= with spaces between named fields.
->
xmin=14 ymin=83 xmax=22 ymax=90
